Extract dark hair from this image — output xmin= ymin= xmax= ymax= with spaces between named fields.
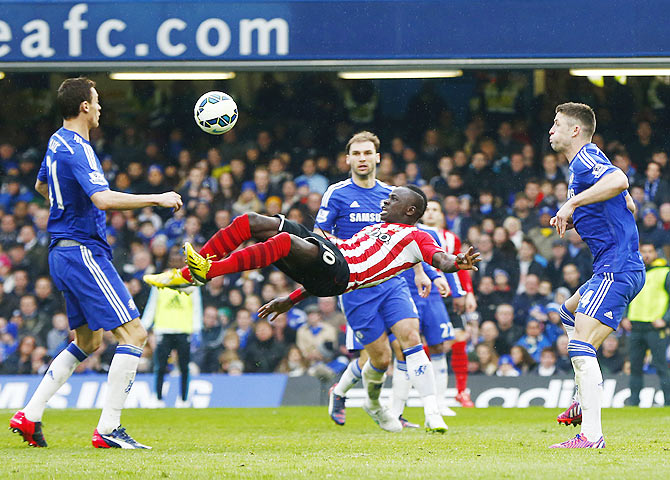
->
xmin=346 ymin=131 xmax=380 ymax=155
xmin=555 ymin=102 xmax=596 ymax=138
xmin=57 ymin=77 xmax=96 ymax=120
xmin=405 ymin=184 xmax=427 ymax=220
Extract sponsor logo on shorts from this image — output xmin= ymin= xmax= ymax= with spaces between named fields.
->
xmin=128 ymin=298 xmax=137 ymax=311
xmin=604 ymin=311 xmax=613 ymax=319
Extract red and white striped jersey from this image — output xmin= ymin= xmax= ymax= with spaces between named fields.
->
xmin=334 ymin=223 xmax=444 ymax=292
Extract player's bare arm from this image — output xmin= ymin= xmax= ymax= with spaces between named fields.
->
xmin=551 ymin=169 xmax=629 ymax=237
xmin=258 ymin=287 xmax=310 ymax=321
xmin=433 ymin=275 xmax=450 ymax=297
xmin=34 ymin=179 xmax=49 ymax=201
xmin=431 ymin=246 xmax=480 ymax=273
xmin=413 ymin=263 xmax=432 ymax=298
xmin=91 ymin=190 xmax=182 ymax=212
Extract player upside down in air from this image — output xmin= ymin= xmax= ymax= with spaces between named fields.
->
xmin=145 ymin=185 xmax=480 ymax=432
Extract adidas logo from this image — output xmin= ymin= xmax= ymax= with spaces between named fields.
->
xmin=350 ymin=201 xmax=360 ymax=208
xmin=604 ymin=311 xmax=613 ymax=319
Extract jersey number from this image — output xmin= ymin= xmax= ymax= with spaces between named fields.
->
xmin=46 ymin=155 xmax=64 ymax=210
xmin=322 ymin=245 xmax=336 ymax=265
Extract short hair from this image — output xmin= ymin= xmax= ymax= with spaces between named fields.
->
xmin=405 ymin=185 xmax=427 ymax=220
xmin=346 ymin=131 xmax=380 ymax=155
xmin=555 ymin=102 xmax=596 ymax=138
xmin=57 ymin=77 xmax=96 ymax=120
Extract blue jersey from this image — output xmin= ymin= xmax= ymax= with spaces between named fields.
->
xmin=316 ymin=178 xmax=390 ymax=240
xmin=37 ymin=127 xmax=111 ymax=259
xmin=568 ymin=143 xmax=643 ymax=273
xmin=399 ymin=226 xmax=463 ymax=299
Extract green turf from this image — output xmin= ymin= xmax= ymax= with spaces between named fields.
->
xmin=2 ymin=407 xmax=670 ymax=479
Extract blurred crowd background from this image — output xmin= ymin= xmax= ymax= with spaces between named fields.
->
xmin=1 ymin=70 xmax=670 ymax=382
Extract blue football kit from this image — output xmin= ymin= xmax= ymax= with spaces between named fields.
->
xmin=568 ymin=143 xmax=645 ymax=329
xmin=316 ymin=179 xmax=418 ymax=347
xmin=398 ymin=225 xmax=461 ymax=346
xmin=37 ymin=127 xmax=139 ymax=331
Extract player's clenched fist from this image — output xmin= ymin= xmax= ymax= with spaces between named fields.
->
xmin=157 ymin=192 xmax=183 ymax=211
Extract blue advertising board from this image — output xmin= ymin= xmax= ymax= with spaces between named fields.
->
xmin=0 ymin=1 xmax=669 ymax=68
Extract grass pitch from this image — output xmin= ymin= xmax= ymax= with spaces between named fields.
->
xmin=2 ymin=407 xmax=670 ymax=479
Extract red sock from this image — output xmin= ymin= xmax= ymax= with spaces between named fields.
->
xmin=180 ymin=214 xmax=253 ymax=283
xmin=200 ymin=214 xmax=251 ymax=259
xmin=206 ymin=232 xmax=291 ymax=279
xmin=451 ymin=341 xmax=468 ymax=393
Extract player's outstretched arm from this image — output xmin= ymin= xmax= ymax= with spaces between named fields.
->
xmin=551 ymin=169 xmax=629 ymax=237
xmin=258 ymin=287 xmax=312 ymax=321
xmin=91 ymin=190 xmax=182 ymax=212
xmin=431 ymin=246 xmax=480 ymax=273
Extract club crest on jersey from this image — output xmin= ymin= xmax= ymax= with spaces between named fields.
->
xmin=368 ymin=228 xmax=391 ymax=243
xmin=88 ymin=171 xmax=107 ymax=186
xmin=592 ymin=164 xmax=607 ymax=178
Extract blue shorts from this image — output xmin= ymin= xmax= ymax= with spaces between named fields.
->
xmin=577 ymin=270 xmax=645 ymax=329
xmin=48 ymin=245 xmax=140 ymax=331
xmin=415 ymin=295 xmax=455 ymax=346
xmin=341 ymin=277 xmax=418 ymax=347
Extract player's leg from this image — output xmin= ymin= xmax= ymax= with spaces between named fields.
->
xmin=389 ymin=338 xmax=419 ymax=428
xmin=448 ymin=313 xmax=472 ymax=407
xmin=391 ymin=317 xmax=446 ymax=432
xmin=175 ymin=333 xmax=191 ymax=402
xmin=361 ymin=333 xmax=402 ymax=432
xmin=422 ymin=297 xmax=456 ymax=416
xmin=92 ymin=317 xmax=150 ymax=449
xmin=11 ymin=249 xmax=102 ymax=447
xmin=329 ymin=334 xmax=367 ymax=426
xmin=552 ymin=271 xmax=643 ymax=448
xmin=556 ymin=289 xmax=583 ymax=425
xmin=13 ymin=322 xmax=101 ymax=447
xmin=153 ymin=334 xmax=171 ymax=401
xmin=185 ymin=231 xmax=319 ymax=284
xmin=145 ymin=212 xmax=281 ymax=287
xmin=628 ymin=324 xmax=646 ymax=406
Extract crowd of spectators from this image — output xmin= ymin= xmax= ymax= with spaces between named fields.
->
xmin=1 ymin=71 xmax=670 ymax=382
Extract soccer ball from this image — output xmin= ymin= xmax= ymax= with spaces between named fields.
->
xmin=193 ymin=91 xmax=238 ymax=135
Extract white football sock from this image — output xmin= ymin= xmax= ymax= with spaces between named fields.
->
xmin=97 ymin=345 xmax=142 ymax=434
xmin=333 ymin=357 xmax=362 ymax=397
xmin=390 ymin=359 xmax=410 ymax=418
xmin=431 ymin=352 xmax=448 ymax=406
xmin=361 ymin=360 xmax=386 ymax=410
xmin=569 ymin=341 xmax=603 ymax=440
xmin=404 ymin=345 xmax=439 ymax=417
xmin=23 ymin=343 xmax=86 ymax=422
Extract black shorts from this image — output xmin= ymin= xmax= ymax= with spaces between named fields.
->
xmin=273 ymin=215 xmax=350 ymax=297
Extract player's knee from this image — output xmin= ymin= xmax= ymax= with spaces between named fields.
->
xmin=76 ymin=337 xmax=101 ymax=355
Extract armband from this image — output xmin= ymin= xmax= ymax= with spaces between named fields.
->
xmin=289 ymin=288 xmax=308 ymax=306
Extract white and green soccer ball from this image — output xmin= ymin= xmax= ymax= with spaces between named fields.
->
xmin=193 ymin=91 xmax=238 ymax=135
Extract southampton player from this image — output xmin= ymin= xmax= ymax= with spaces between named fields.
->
xmin=548 ymin=102 xmax=644 ymax=449
xmin=392 ymin=199 xmax=478 ymax=418
xmin=147 ymin=186 xmax=479 ymax=433
xmin=10 ymin=77 xmax=182 ymax=449
xmin=316 ymin=132 xmax=428 ymax=430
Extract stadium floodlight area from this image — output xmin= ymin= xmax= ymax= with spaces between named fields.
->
xmin=109 ymin=72 xmax=236 ymax=80
xmin=338 ymin=70 xmax=462 ymax=80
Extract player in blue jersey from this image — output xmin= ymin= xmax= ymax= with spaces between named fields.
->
xmin=547 ymin=103 xmax=644 ymax=449
xmin=392 ymin=199 xmax=473 ymax=419
xmin=9 ymin=77 xmax=182 ymax=449
xmin=320 ymin=131 xmax=447 ymax=433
